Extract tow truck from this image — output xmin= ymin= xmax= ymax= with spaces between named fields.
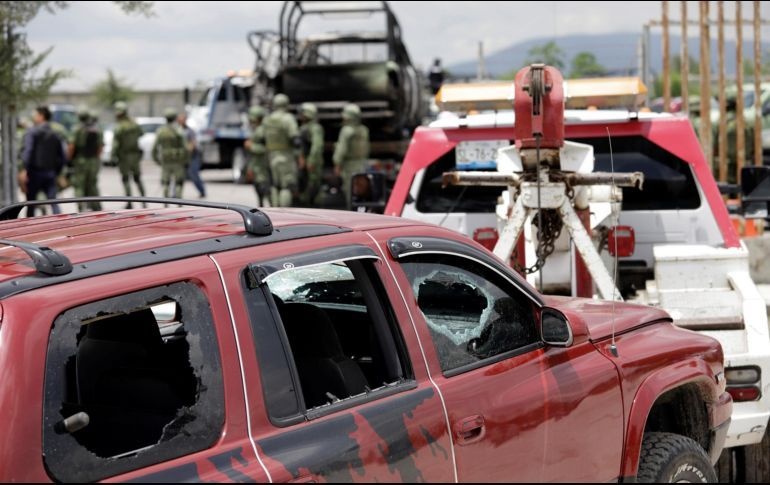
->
xmin=374 ymin=66 xmax=770 ymax=482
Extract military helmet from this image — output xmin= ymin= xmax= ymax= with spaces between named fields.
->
xmin=114 ymin=101 xmax=128 ymax=115
xmin=342 ymin=103 xmax=361 ymax=121
xmin=77 ymin=104 xmax=90 ymax=121
xmin=273 ymin=93 xmax=290 ymax=109
xmin=163 ymin=107 xmax=177 ymax=121
xmin=248 ymin=105 xmax=266 ymax=120
xmin=300 ymin=102 xmax=317 ymax=119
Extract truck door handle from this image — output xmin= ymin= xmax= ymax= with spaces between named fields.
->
xmin=454 ymin=415 xmax=485 ymax=445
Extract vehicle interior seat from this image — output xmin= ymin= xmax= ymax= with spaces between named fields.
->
xmin=74 ymin=308 xmax=186 ymax=456
xmin=279 ymin=302 xmax=369 ymax=408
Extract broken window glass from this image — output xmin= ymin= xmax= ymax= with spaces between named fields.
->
xmin=400 ymin=254 xmax=538 ymax=373
xmin=43 ymin=282 xmax=224 ymax=483
xmin=264 ymin=260 xmax=406 ymax=411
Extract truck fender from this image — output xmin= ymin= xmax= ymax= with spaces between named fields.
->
xmin=621 ymin=357 xmax=721 ymax=478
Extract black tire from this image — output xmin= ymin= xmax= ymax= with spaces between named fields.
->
xmin=637 ymin=432 xmax=717 ymax=483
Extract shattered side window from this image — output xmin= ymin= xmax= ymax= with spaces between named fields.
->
xmin=42 ymin=282 xmax=224 ymax=483
xmin=265 ymin=260 xmax=408 ymax=411
xmin=400 ymin=255 xmax=538 ymax=373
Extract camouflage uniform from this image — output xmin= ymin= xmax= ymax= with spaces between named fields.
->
xmin=263 ymin=93 xmax=299 ymax=207
xmin=246 ymin=106 xmax=270 ymax=207
xmin=152 ymin=109 xmax=189 ymax=199
xmin=112 ymin=102 xmax=147 ymax=205
xmin=299 ymin=103 xmax=325 ymax=207
xmin=70 ymin=108 xmax=103 ymax=211
xmin=333 ymin=103 xmax=369 ymax=209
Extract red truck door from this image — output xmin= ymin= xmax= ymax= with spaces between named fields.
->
xmin=379 ymin=231 xmax=624 ymax=482
xmin=210 ymin=237 xmax=455 ymax=482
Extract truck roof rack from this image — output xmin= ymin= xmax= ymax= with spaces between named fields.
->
xmin=0 ymin=239 xmax=73 ymax=276
xmin=0 ymin=197 xmax=274 ymax=236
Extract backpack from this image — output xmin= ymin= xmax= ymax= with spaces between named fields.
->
xmin=31 ymin=125 xmax=64 ymax=172
xmin=74 ymin=124 xmax=100 ymax=159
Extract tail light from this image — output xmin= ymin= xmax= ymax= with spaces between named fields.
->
xmin=727 ymin=386 xmax=761 ymax=402
xmin=608 ymin=225 xmax=635 ymax=257
xmin=725 ymin=366 xmax=762 ymax=402
xmin=473 ymin=227 xmax=499 ymax=251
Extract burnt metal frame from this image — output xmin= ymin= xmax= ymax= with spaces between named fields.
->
xmin=278 ymin=1 xmax=410 ymax=65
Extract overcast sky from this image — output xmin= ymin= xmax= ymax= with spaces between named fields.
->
xmin=26 ymin=1 xmax=770 ymax=92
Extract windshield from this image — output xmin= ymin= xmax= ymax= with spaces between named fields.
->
xmin=140 ymin=123 xmax=163 ymax=134
xmin=52 ymin=110 xmax=77 ymax=132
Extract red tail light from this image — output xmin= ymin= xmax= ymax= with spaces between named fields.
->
xmin=727 ymin=386 xmax=761 ymax=402
xmin=608 ymin=226 xmax=635 ymax=257
xmin=473 ymin=227 xmax=499 ymax=251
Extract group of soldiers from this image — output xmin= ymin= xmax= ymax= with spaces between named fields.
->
xmin=245 ymin=93 xmax=370 ymax=209
xmin=21 ymin=102 xmax=199 ymax=213
xmin=21 ymin=93 xmax=371 ymax=214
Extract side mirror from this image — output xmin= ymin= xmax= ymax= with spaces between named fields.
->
xmin=351 ymin=172 xmax=387 ymax=213
xmin=741 ymin=166 xmax=770 ymax=219
xmin=541 ymin=307 xmax=573 ymax=347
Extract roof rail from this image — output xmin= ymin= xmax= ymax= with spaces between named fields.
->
xmin=0 ymin=197 xmax=274 ymax=236
xmin=0 ymin=239 xmax=72 ymax=276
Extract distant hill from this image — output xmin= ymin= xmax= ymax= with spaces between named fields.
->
xmin=447 ymin=32 xmax=770 ymax=79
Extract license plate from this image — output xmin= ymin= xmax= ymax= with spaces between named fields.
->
xmin=455 ymin=140 xmax=510 ymax=169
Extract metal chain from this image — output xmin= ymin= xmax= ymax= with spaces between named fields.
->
xmin=511 ymin=171 xmax=572 ymax=275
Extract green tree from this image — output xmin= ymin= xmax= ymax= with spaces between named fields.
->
xmin=0 ymin=1 xmax=153 ymax=205
xmin=742 ymin=50 xmax=770 ymax=79
xmin=524 ymin=41 xmax=566 ymax=69
xmin=568 ymin=52 xmax=606 ymax=79
xmin=498 ymin=41 xmax=566 ymax=80
xmin=92 ymin=68 xmax=135 ymax=108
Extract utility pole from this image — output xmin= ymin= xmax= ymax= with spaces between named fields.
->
xmin=699 ymin=1 xmax=712 ymax=171
xmin=736 ymin=0 xmax=745 ymax=181
xmin=661 ymin=0 xmax=671 ymax=113
xmin=718 ymin=1 xmax=727 ymax=182
xmin=477 ymin=41 xmax=486 ymax=81
xmin=681 ymin=0 xmax=689 ymax=115
xmin=753 ymin=0 xmax=762 ymax=167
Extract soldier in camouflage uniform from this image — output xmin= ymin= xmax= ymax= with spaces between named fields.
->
xmin=69 ymin=107 xmax=103 ymax=211
xmin=298 ymin=103 xmax=324 ymax=207
xmin=263 ymin=93 xmax=300 ymax=207
xmin=112 ymin=101 xmax=147 ymax=207
xmin=152 ymin=108 xmax=189 ymax=199
xmin=333 ymin=103 xmax=369 ymax=209
xmin=244 ymin=105 xmax=270 ymax=207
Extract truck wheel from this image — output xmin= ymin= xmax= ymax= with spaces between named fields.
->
xmin=231 ymin=148 xmax=247 ymax=184
xmin=637 ymin=432 xmax=717 ymax=483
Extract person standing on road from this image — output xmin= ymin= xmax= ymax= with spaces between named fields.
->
xmin=333 ymin=103 xmax=369 ymax=209
xmin=69 ymin=107 xmax=103 ymax=212
xmin=20 ymin=106 xmax=66 ymax=217
xmin=178 ymin=112 xmax=206 ymax=199
xmin=152 ymin=108 xmax=189 ymax=199
xmin=298 ymin=102 xmax=324 ymax=207
xmin=244 ymin=105 xmax=270 ymax=207
xmin=263 ymin=93 xmax=299 ymax=207
xmin=112 ymin=101 xmax=147 ymax=207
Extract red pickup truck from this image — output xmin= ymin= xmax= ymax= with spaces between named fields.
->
xmin=0 ymin=197 xmax=730 ymax=482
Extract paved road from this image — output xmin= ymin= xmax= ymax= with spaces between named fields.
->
xmin=21 ymin=160 xmax=263 ymax=212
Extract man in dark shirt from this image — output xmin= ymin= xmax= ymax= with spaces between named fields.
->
xmin=21 ymin=106 xmax=66 ymax=217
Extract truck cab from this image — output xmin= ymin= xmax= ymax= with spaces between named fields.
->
xmin=186 ymin=73 xmax=253 ymax=182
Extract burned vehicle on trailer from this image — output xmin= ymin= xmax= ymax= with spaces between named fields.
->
xmin=248 ymin=0 xmax=426 ymax=160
